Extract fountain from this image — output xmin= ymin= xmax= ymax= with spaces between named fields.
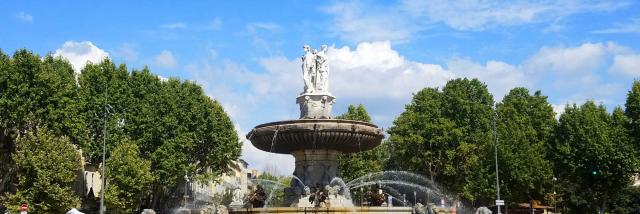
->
xmin=235 ymin=45 xmax=413 ymax=214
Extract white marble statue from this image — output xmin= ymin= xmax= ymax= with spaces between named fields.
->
xmin=231 ymin=187 xmax=243 ymax=205
xmin=297 ymin=44 xmax=335 ymax=119
xmin=301 ymin=44 xmax=330 ymax=94
xmin=301 ymin=45 xmax=316 ymax=94
xmin=315 ymin=45 xmax=329 ymax=92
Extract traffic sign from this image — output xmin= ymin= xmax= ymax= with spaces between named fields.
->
xmin=495 ymin=200 xmax=504 ymax=206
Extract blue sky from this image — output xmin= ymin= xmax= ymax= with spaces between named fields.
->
xmin=2 ymin=0 xmax=640 ymax=174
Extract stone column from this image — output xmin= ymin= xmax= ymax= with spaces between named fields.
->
xmin=284 ymin=149 xmax=340 ymax=205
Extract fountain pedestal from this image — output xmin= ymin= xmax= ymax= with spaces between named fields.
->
xmin=292 ymin=149 xmax=339 ymax=188
xmin=297 ymin=93 xmax=335 ymax=119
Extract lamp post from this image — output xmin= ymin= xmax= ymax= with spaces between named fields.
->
xmin=493 ymin=109 xmax=501 ymax=214
xmin=553 ymin=177 xmax=557 ymax=213
xmin=360 ymin=187 xmax=364 ymax=206
xmin=99 ymin=83 xmax=109 ymax=214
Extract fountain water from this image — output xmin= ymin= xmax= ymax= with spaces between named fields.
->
xmin=234 ymin=45 xmax=424 ymax=214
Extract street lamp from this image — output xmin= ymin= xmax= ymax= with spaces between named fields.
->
xmin=493 ymin=109 xmax=502 ymax=214
xmin=553 ymin=177 xmax=557 ymax=213
xmin=99 ymin=83 xmax=110 ymax=214
xmin=360 ymin=187 xmax=364 ymax=206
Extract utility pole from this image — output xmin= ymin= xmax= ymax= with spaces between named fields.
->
xmin=493 ymin=109 xmax=502 ymax=214
xmin=99 ymin=83 xmax=108 ymax=214
xmin=553 ymin=177 xmax=557 ymax=213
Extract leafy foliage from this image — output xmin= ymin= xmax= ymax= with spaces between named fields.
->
xmin=0 ymin=49 xmax=241 ymax=210
xmin=495 ymin=88 xmax=556 ymax=203
xmin=626 ymin=80 xmax=640 ymax=149
xmin=336 ymin=104 xmax=372 ymax=122
xmin=336 ymin=104 xmax=387 ymax=181
xmin=76 ymin=61 xmax=241 ymax=208
xmin=105 ymin=140 xmax=154 ymax=212
xmin=549 ymin=102 xmax=638 ymax=213
xmin=0 ymin=128 xmax=81 ymax=213
xmin=607 ymin=186 xmax=640 ymax=214
xmin=388 ymin=78 xmax=495 ymax=203
xmin=0 ymin=50 xmax=87 ymax=193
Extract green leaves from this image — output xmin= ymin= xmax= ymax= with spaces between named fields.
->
xmin=0 ymin=128 xmax=81 ymax=213
xmin=335 ymin=104 xmax=387 ymax=182
xmin=626 ymin=80 xmax=640 ymax=149
xmin=76 ymin=60 xmax=241 ymax=190
xmin=550 ymin=101 xmax=638 ymax=212
xmin=0 ymin=49 xmax=241 ymax=210
xmin=105 ymin=140 xmax=153 ymax=212
xmin=496 ymin=88 xmax=556 ymax=202
xmin=0 ymin=49 xmax=87 ymax=194
xmin=388 ymin=78 xmax=494 ymax=202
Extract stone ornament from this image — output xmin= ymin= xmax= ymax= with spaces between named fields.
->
xmin=298 ymin=44 xmax=335 ymax=119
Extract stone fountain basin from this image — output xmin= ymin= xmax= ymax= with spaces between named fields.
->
xmin=247 ymin=119 xmax=384 ymax=154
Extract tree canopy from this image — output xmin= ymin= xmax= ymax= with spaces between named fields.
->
xmin=105 ymin=140 xmax=154 ymax=212
xmin=0 ymin=128 xmax=81 ymax=213
xmin=336 ymin=104 xmax=387 ymax=182
xmin=626 ymin=80 xmax=640 ymax=149
xmin=549 ymin=102 xmax=638 ymax=213
xmin=388 ymin=78 xmax=495 ymax=203
xmin=495 ymin=88 xmax=556 ymax=203
xmin=0 ymin=49 xmax=241 ymax=210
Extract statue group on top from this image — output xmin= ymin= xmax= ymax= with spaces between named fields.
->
xmin=301 ymin=44 xmax=330 ymax=94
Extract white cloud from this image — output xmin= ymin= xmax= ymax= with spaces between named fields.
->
xmin=53 ymin=41 xmax=109 ymax=74
xmin=446 ymin=59 xmax=527 ymax=100
xmin=116 ymin=43 xmax=138 ymax=62
xmin=206 ymin=18 xmax=223 ymax=30
xmin=520 ymin=42 xmax=637 ymax=109
xmin=609 ymin=54 xmax=640 ymax=77
xmin=328 ymin=41 xmax=454 ymax=98
xmin=154 ymin=50 xmax=177 ymax=68
xmin=323 ymin=2 xmax=418 ymax=43
xmin=522 ymin=41 xmax=636 ymax=79
xmin=323 ymin=0 xmax=629 ymax=42
xmin=245 ymin=22 xmax=282 ymax=56
xmin=403 ymin=0 xmax=628 ymax=30
xmin=592 ymin=18 xmax=640 ymax=34
xmin=160 ymin=22 xmax=187 ymax=29
xmin=524 ymin=43 xmax=609 ymax=74
xmin=246 ymin=22 xmax=280 ymax=33
xmin=157 ymin=75 xmax=169 ymax=82
xmin=14 ymin=11 xmax=33 ymax=23
xmin=551 ymin=103 xmax=567 ymax=119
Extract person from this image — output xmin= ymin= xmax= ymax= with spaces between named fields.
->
xmin=301 ymin=45 xmax=316 ymax=94
xmin=249 ymin=185 xmax=266 ymax=207
xmin=308 ymin=183 xmax=327 ymax=207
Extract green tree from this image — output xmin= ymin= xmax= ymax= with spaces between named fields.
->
xmin=336 ymin=104 xmax=372 ymax=122
xmin=76 ymin=61 xmax=241 ymax=208
xmin=388 ymin=78 xmax=495 ymax=204
xmin=0 ymin=128 xmax=81 ymax=213
xmin=0 ymin=49 xmax=86 ymax=194
xmin=607 ymin=186 xmax=640 ymax=214
xmin=550 ymin=102 xmax=638 ymax=213
xmin=256 ymin=173 xmax=291 ymax=206
xmin=626 ymin=80 xmax=640 ymax=148
xmin=495 ymin=88 xmax=556 ymax=203
xmin=105 ymin=140 xmax=154 ymax=212
xmin=336 ymin=104 xmax=387 ymax=182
